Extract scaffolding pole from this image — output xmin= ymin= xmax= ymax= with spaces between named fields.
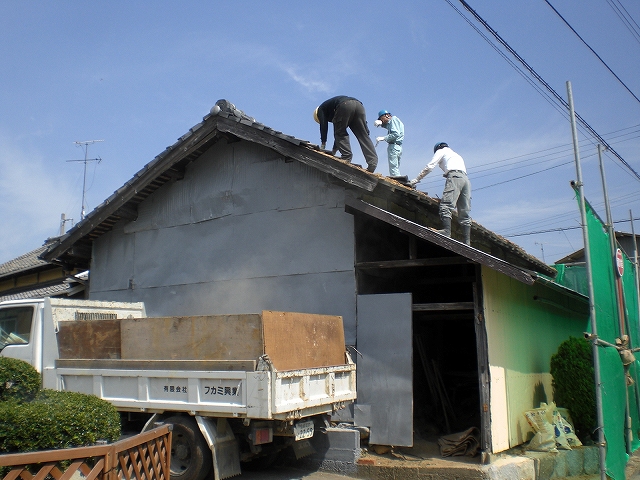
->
xmin=567 ymin=81 xmax=607 ymax=480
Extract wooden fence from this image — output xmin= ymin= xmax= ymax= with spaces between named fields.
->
xmin=0 ymin=424 xmax=172 ymax=480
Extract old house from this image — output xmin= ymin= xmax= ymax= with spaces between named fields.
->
xmin=0 ymin=240 xmax=86 ymax=302
xmin=42 ymin=99 xmax=589 ymax=459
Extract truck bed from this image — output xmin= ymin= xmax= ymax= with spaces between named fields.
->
xmin=53 ymin=310 xmax=356 ymax=420
xmin=56 ymin=357 xmax=355 ymax=420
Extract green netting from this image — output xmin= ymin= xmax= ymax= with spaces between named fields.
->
xmin=581 ymin=196 xmax=640 ymax=479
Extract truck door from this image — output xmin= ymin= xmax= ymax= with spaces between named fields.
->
xmin=0 ymin=302 xmax=42 ymax=372
xmin=355 ymin=293 xmax=413 ymax=446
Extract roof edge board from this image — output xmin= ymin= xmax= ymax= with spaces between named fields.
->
xmin=43 ymin=122 xmax=221 ymax=262
xmin=345 ymin=197 xmax=536 ymax=286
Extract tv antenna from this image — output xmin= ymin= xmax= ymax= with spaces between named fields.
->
xmin=535 ymin=241 xmax=546 ymax=263
xmin=67 ymin=140 xmax=103 ymax=220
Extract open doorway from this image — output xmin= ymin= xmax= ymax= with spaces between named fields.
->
xmin=412 ymin=312 xmax=481 ymax=439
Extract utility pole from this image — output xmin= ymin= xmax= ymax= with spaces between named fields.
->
xmin=67 ymin=140 xmax=103 ymax=220
xmin=59 ymin=213 xmax=74 ymax=236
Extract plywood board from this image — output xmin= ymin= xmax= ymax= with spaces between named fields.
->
xmin=120 ymin=315 xmax=263 ymax=361
xmin=261 ymin=311 xmax=345 ymax=371
xmin=57 ymin=320 xmax=122 ymax=359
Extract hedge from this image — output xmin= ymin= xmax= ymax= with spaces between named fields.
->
xmin=0 ymin=358 xmax=121 ymax=453
xmin=0 ymin=356 xmax=41 ymax=402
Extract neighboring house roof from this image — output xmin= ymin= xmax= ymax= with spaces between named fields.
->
xmin=42 ymin=99 xmax=556 ymax=279
xmin=555 ymin=232 xmax=639 ymax=265
xmin=0 ymin=243 xmax=51 ymax=278
xmin=0 ymin=241 xmax=88 ymax=302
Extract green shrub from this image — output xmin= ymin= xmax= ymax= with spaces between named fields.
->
xmin=550 ymin=336 xmax=596 ymax=442
xmin=0 ymin=389 xmax=121 ymax=453
xmin=0 ymin=357 xmax=40 ymax=401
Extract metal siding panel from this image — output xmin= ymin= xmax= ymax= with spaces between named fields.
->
xmin=90 ymin=138 xmax=358 ymax=342
xmin=130 ymin=206 xmax=353 ymax=287
xmin=355 ymin=293 xmax=413 ymax=446
xmin=90 ymin=225 xmax=135 ymax=292
xmin=91 ymin=271 xmax=357 ymax=345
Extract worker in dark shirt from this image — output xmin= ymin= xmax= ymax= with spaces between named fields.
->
xmin=313 ymin=96 xmax=378 ymax=173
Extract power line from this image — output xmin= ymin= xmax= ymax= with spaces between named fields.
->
xmin=502 ymin=216 xmax=640 ymax=238
xmin=447 ymin=0 xmax=640 ymax=182
xmin=606 ymin=0 xmax=640 ymax=45
xmin=544 ymin=0 xmax=640 ymax=104
xmin=473 ymin=160 xmax=574 ymax=191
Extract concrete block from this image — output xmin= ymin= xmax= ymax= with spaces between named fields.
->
xmin=485 ymin=456 xmax=535 ymax=480
xmin=565 ymin=447 xmax=584 ymax=476
xmin=526 ymin=451 xmax=555 ymax=480
xmin=326 ymin=427 xmax=360 ymax=450
xmin=583 ymin=446 xmax=600 ymax=475
xmin=552 ymin=452 xmax=568 ymax=478
xmin=322 ymin=427 xmax=361 ymax=463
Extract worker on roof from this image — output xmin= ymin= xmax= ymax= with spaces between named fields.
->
xmin=314 ymin=96 xmax=378 ymax=173
xmin=374 ymin=109 xmax=404 ymax=177
xmin=409 ymin=142 xmax=472 ymax=245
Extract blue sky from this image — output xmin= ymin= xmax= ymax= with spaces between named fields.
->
xmin=1 ymin=1 xmax=639 ymax=265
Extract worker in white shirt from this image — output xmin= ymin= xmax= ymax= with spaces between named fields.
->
xmin=409 ymin=142 xmax=472 ymax=245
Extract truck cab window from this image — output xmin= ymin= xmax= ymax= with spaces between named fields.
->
xmin=0 ymin=306 xmax=34 ymax=347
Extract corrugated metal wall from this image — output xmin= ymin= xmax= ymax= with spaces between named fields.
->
xmin=90 ymin=140 xmax=358 ymax=343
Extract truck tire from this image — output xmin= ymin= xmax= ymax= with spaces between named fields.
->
xmin=166 ymin=415 xmax=212 ymax=480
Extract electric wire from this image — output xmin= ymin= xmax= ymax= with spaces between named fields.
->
xmin=606 ymin=0 xmax=640 ymax=45
xmin=544 ymin=0 xmax=640 ymax=104
xmin=416 ymin=125 xmax=638 ymax=192
xmin=502 ymin=216 xmax=640 ymax=238
xmin=448 ymin=0 xmax=640 ymax=182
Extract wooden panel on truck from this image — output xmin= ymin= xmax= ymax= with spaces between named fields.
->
xmin=57 ymin=320 xmax=122 ymax=359
xmin=120 ymin=315 xmax=264 ymax=361
xmin=261 ymin=311 xmax=345 ymax=371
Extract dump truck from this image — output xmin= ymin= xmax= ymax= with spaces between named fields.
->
xmin=0 ymin=297 xmax=356 ymax=480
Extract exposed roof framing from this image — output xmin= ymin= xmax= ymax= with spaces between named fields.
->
xmin=345 ymin=197 xmax=541 ymax=285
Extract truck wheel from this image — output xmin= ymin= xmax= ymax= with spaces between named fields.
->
xmin=166 ymin=415 xmax=212 ymax=480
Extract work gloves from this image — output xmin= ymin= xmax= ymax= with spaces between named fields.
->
xmin=376 ymin=136 xmax=386 ymax=143
xmin=374 ymin=120 xmax=383 ymax=127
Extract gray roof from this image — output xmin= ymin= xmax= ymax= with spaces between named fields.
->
xmin=42 ymin=99 xmax=556 ymax=279
xmin=0 ymin=243 xmax=51 ymax=278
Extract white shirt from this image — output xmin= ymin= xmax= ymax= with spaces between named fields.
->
xmin=414 ymin=147 xmax=466 ymax=183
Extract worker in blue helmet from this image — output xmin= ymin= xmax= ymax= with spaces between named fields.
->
xmin=374 ymin=109 xmax=404 ymax=177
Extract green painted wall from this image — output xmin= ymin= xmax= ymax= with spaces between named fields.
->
xmin=481 ymin=266 xmax=589 ymax=450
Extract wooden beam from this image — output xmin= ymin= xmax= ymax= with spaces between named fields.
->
xmin=413 ymin=302 xmax=475 ymax=311
xmin=113 ymin=205 xmax=138 ymax=222
xmin=345 ymin=197 xmax=536 ymax=286
xmin=357 ymin=257 xmax=470 ymax=269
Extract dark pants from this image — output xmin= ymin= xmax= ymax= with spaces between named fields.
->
xmin=332 ymin=99 xmax=378 ymax=172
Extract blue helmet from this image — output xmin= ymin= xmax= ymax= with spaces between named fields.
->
xmin=378 ymin=110 xmax=390 ymax=119
xmin=434 ymin=142 xmax=448 ymax=153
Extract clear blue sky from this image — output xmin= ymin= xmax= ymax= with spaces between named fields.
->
xmin=1 ymin=0 xmax=639 ymax=265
